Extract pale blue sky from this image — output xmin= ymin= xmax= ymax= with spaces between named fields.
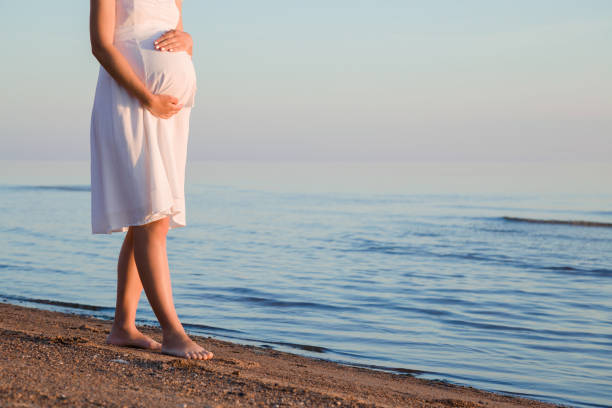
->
xmin=0 ymin=1 xmax=610 ymax=162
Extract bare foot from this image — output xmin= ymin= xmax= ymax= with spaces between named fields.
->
xmin=106 ymin=326 xmax=162 ymax=350
xmin=161 ymin=332 xmax=214 ymax=360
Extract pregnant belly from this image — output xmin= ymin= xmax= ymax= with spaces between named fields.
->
xmin=115 ymin=32 xmax=197 ymax=107
xmin=142 ymin=49 xmax=196 ymax=107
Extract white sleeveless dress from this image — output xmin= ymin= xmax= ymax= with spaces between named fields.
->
xmin=90 ymin=0 xmax=196 ymax=234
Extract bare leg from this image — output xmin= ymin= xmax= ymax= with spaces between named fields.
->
xmin=131 ymin=215 xmax=213 ymax=360
xmin=106 ymin=228 xmax=162 ymax=350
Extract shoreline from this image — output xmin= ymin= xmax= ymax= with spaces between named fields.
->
xmin=0 ymin=302 xmax=563 ymax=408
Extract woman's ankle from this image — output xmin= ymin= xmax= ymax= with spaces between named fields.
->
xmin=111 ymin=319 xmax=138 ymax=333
xmin=161 ymin=326 xmax=188 ymax=340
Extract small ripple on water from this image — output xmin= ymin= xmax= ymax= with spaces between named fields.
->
xmin=503 ymin=216 xmax=612 ymax=228
xmin=3 ymin=184 xmax=91 ymax=192
xmin=0 ymin=293 xmax=114 ymax=312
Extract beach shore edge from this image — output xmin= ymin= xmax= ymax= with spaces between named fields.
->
xmin=0 ymin=301 xmax=562 ymax=408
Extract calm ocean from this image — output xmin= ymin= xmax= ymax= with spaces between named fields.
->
xmin=1 ymin=160 xmax=610 ymax=408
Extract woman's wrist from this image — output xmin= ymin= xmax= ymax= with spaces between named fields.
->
xmin=139 ymin=90 xmax=155 ymax=108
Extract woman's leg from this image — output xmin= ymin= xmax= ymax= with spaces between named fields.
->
xmin=106 ymin=228 xmax=162 ymax=349
xmin=131 ymin=215 xmax=213 ymax=360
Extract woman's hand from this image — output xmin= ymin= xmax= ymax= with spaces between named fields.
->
xmin=143 ymin=94 xmax=183 ymax=119
xmin=154 ymin=29 xmax=192 ymax=53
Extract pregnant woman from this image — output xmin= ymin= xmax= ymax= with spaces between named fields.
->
xmin=89 ymin=0 xmax=213 ymax=360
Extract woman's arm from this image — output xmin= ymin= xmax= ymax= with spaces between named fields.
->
xmin=89 ymin=0 xmax=183 ymax=118
xmin=153 ymin=0 xmax=193 ymax=57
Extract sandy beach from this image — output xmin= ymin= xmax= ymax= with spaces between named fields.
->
xmin=0 ymin=302 xmax=563 ymax=408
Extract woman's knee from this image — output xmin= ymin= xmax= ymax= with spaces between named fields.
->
xmin=132 ymin=216 xmax=170 ymax=238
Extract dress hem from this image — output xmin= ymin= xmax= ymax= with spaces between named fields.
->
xmin=91 ymin=205 xmax=185 ymax=235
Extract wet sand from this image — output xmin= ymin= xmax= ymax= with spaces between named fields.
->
xmin=0 ymin=302 xmax=561 ymax=408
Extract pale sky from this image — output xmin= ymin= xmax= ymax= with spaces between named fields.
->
xmin=0 ymin=1 xmax=610 ymax=162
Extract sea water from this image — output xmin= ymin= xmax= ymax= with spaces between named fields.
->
xmin=0 ymin=160 xmax=610 ymax=408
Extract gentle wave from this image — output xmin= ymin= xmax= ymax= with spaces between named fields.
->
xmin=183 ymin=291 xmax=359 ymax=312
xmin=339 ymin=238 xmax=612 ymax=277
xmin=545 ymin=265 xmax=612 ymax=277
xmin=2 ymin=184 xmax=90 ymax=192
xmin=503 ymin=216 xmax=612 ymax=228
xmin=255 ymin=339 xmax=330 ymax=353
xmin=0 ymin=293 xmax=113 ymax=312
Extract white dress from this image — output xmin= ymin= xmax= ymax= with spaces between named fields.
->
xmin=90 ymin=0 xmax=196 ymax=234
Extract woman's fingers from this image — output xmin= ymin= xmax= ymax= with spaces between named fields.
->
xmin=164 ymin=103 xmax=182 ymax=117
xmin=156 ymin=41 xmax=182 ymax=51
xmin=155 ymin=41 xmax=177 ymax=51
xmin=154 ymin=31 xmax=178 ymax=49
xmin=154 ymin=30 xmax=190 ymax=51
xmin=154 ymin=29 xmax=175 ymax=42
xmin=158 ymin=41 xmax=182 ymax=51
xmin=147 ymin=94 xmax=183 ymax=118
